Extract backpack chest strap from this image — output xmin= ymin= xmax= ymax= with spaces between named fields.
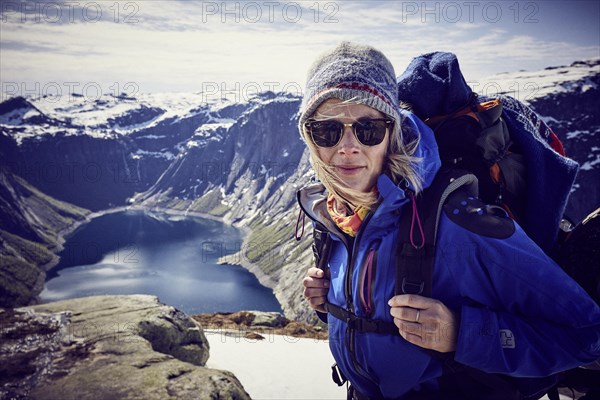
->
xmin=325 ymin=303 xmax=400 ymax=336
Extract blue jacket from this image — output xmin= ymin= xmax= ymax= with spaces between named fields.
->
xmin=297 ymin=112 xmax=600 ymax=399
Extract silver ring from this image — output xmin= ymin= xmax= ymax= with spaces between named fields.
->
xmin=415 ymin=310 xmax=420 ymax=323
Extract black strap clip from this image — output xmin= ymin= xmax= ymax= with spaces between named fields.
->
xmin=348 ymin=317 xmax=378 ymax=333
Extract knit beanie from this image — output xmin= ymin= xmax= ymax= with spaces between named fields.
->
xmin=298 ymin=41 xmax=402 ymax=141
xmin=397 ymin=51 xmax=473 ymax=120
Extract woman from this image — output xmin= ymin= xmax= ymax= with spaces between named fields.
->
xmin=298 ymin=42 xmax=600 ymax=399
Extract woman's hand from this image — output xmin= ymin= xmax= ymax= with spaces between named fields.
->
xmin=303 ymin=267 xmax=330 ymax=313
xmin=388 ymin=294 xmax=458 ymax=353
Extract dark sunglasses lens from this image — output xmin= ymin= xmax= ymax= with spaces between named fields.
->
xmin=355 ymin=119 xmax=388 ymax=145
xmin=309 ymin=121 xmax=342 ymax=147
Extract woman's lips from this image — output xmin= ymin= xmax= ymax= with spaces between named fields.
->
xmin=335 ymin=165 xmax=365 ymax=175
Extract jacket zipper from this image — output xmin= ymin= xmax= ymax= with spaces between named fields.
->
xmin=360 ymin=240 xmax=380 ymax=318
xmin=297 ymin=192 xmax=380 ymax=388
xmin=345 ymin=205 xmax=380 ymax=387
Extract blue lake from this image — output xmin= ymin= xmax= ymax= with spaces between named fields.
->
xmin=41 ymin=211 xmax=282 ymax=315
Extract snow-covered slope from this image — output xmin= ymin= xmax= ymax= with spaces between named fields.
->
xmin=471 ymin=58 xmax=600 ymax=103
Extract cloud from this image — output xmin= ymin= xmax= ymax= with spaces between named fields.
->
xmin=1 ymin=39 xmax=65 ymax=53
xmin=1 ymin=0 xmax=598 ymax=94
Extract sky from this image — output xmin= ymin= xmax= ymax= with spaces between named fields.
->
xmin=1 ymin=0 xmax=599 ymax=101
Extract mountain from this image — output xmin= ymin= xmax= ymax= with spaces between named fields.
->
xmin=0 ymin=93 xmax=217 ymax=211
xmin=135 ymin=91 xmax=306 ymax=223
xmin=1 ymin=59 xmax=598 ymax=320
xmin=0 ymin=167 xmax=90 ymax=306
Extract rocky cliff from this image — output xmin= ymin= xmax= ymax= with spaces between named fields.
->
xmin=0 ymin=295 xmax=250 ymax=399
xmin=0 ymin=166 xmax=90 ymax=307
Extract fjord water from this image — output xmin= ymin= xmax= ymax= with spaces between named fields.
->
xmin=41 ymin=211 xmax=282 ymax=314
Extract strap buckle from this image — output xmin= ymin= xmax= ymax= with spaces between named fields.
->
xmin=348 ymin=317 xmax=378 ymax=333
xmin=401 ymin=278 xmax=425 ymax=295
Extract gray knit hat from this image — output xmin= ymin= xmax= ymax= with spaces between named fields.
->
xmin=299 ymin=41 xmax=402 ymax=141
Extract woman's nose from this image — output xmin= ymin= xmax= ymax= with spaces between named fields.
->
xmin=337 ymin=126 xmax=360 ymax=152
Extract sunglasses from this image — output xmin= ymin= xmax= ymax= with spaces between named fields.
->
xmin=304 ymin=118 xmax=393 ymax=148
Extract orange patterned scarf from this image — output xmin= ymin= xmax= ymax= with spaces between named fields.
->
xmin=327 ymin=194 xmax=371 ymax=237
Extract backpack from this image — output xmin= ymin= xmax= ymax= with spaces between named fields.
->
xmin=312 ymin=167 xmax=561 ymax=400
xmin=302 ymin=52 xmax=600 ymax=399
xmin=421 ymin=95 xmax=600 ymax=400
xmin=427 ymin=97 xmax=527 ymax=224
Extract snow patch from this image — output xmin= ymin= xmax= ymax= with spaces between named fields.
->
xmin=135 ymin=134 xmax=166 ymax=139
xmin=0 ymin=107 xmax=41 ymax=125
xmin=566 ymin=130 xmax=591 ymax=140
xmin=194 ymin=119 xmax=234 ymax=138
xmin=134 ymin=149 xmax=175 ymax=161
xmin=580 ymin=154 xmax=600 ymax=171
xmin=204 ymin=330 xmax=344 ymax=400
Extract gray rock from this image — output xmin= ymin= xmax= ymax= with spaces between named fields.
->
xmin=1 ymin=295 xmax=250 ymax=400
xmin=250 ymin=311 xmax=287 ymax=328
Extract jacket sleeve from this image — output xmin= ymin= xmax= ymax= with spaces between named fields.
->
xmin=437 ymin=213 xmax=600 ymax=377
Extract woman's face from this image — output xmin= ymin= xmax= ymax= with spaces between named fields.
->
xmin=312 ymin=99 xmax=389 ymax=193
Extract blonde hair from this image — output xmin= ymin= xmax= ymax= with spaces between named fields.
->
xmin=301 ymin=99 xmax=423 ymax=210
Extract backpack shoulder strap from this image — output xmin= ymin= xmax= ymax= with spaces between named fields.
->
xmin=312 ymin=221 xmax=333 ymax=272
xmin=395 ymin=169 xmax=478 ymax=297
